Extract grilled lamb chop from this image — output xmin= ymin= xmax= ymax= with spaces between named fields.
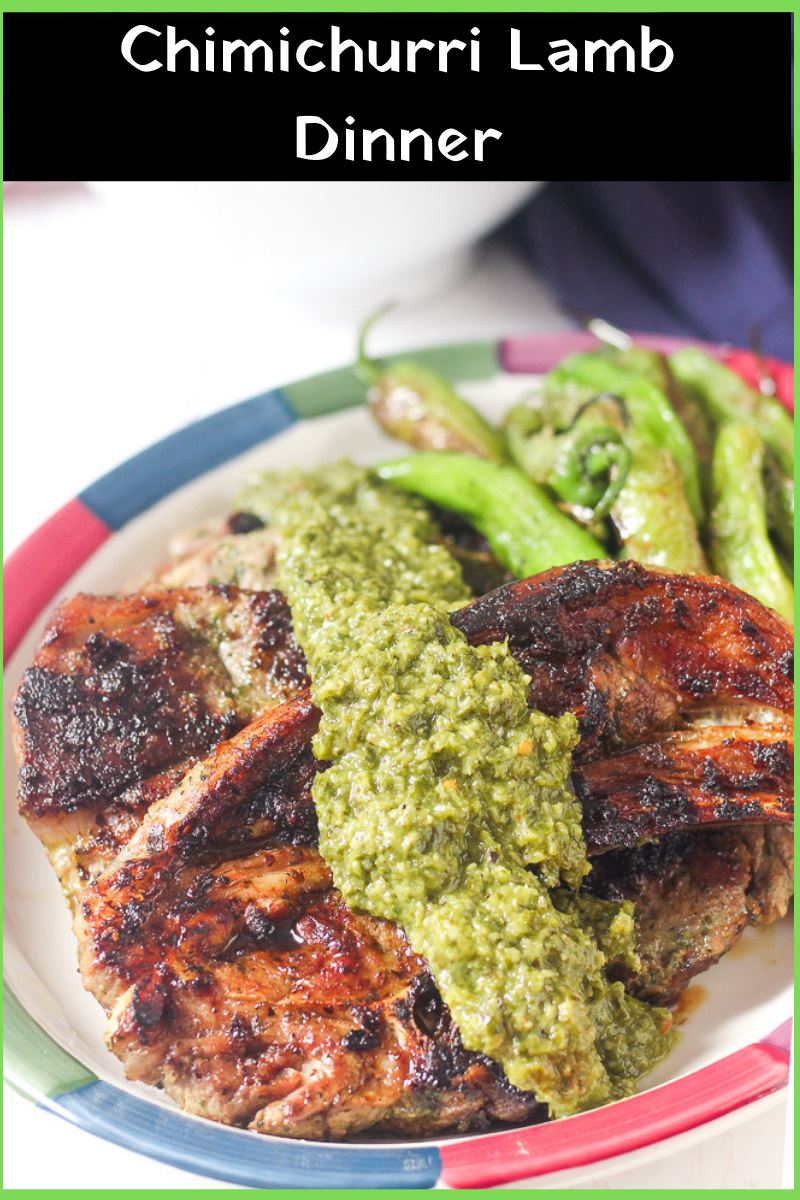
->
xmin=73 ymin=703 xmax=793 ymax=1138
xmin=16 ymin=562 xmax=793 ymax=1139
xmin=13 ymin=586 xmax=308 ymax=901
xmin=451 ymin=560 xmax=793 ymax=762
xmin=75 ymin=697 xmax=542 ymax=1139
xmin=451 ymin=561 xmax=794 ymax=1003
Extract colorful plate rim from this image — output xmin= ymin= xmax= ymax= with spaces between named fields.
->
xmin=3 ymin=331 xmax=792 ymax=1189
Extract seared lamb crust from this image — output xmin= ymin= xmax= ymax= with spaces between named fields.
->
xmin=573 ymin=725 xmax=793 ymax=851
xmin=451 ymin=560 xmax=794 ymax=763
xmin=75 ymin=698 xmax=542 ymax=1139
xmin=13 ymin=587 xmax=308 ymax=898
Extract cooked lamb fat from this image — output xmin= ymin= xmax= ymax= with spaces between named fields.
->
xmin=141 ymin=518 xmax=281 ymax=592
xmin=75 ymin=697 xmax=542 ymax=1139
xmin=12 ymin=587 xmax=308 ymax=900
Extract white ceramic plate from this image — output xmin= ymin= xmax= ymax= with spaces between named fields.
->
xmin=4 ymin=333 xmax=792 ymax=1188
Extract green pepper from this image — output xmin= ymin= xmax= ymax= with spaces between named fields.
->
xmin=610 ymin=440 xmax=708 ymax=574
xmin=763 ymin=455 xmax=794 ymax=558
xmin=600 ymin=345 xmax=716 ymax=500
xmin=668 ymin=347 xmax=794 ymax=477
xmin=505 ymin=395 xmax=631 ymax=521
xmin=544 ymin=353 xmax=705 ymax=526
xmin=376 ymin=453 xmax=605 ymax=578
xmin=357 ymin=316 xmax=507 ymax=462
xmin=775 ymin=546 xmax=794 ymax=584
xmin=708 ymin=422 xmax=793 ymax=622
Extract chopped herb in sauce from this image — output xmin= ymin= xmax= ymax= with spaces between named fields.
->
xmin=236 ymin=462 xmax=674 ymax=1116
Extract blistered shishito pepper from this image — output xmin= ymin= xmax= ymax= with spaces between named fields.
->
xmin=357 ymin=318 xmax=506 ymax=462
xmin=763 ymin=456 xmax=794 ymax=558
xmin=544 ymin=353 xmax=704 ymax=526
xmin=610 ymin=440 xmax=708 ymax=574
xmin=376 ymin=453 xmax=605 ymax=578
xmin=601 ymin=345 xmax=716 ymax=495
xmin=708 ymin=422 xmax=793 ymax=622
xmin=669 ymin=347 xmax=793 ymax=477
xmin=505 ymin=395 xmax=631 ymax=521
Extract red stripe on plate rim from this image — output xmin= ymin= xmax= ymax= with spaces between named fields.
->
xmin=721 ymin=351 xmax=794 ymax=413
xmin=439 ymin=1037 xmax=790 ymax=1189
xmin=3 ymin=498 xmax=111 ymax=664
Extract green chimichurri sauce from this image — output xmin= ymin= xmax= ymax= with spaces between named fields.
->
xmin=236 ymin=461 xmax=674 ymax=1117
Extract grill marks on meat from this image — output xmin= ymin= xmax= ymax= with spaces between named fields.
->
xmin=17 ymin=565 xmax=790 ymax=900
xmin=576 ymin=724 xmax=794 ymax=851
xmin=75 ymin=698 xmax=542 ymax=1139
xmin=452 ymin=561 xmax=793 ymax=847
xmin=16 ymin=565 xmax=792 ymax=896
xmin=13 ymin=587 xmax=308 ymax=898
xmin=451 ymin=560 xmax=793 ymax=762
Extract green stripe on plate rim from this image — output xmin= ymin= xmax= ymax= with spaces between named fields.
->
xmin=4 ymin=984 xmax=96 ymax=1101
xmin=281 ymin=339 xmax=500 ymax=418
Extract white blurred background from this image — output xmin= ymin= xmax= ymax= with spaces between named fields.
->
xmin=4 ymin=180 xmax=564 ymax=554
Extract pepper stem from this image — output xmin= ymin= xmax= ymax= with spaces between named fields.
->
xmin=355 ymin=303 xmax=397 ymax=387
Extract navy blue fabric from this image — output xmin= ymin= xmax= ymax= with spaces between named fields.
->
xmin=508 ymin=181 xmax=793 ymax=361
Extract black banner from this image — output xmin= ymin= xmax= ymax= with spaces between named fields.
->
xmin=4 ymin=12 xmax=792 ymax=179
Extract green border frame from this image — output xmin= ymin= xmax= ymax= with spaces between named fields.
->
xmin=1 ymin=2 xmax=796 ymax=11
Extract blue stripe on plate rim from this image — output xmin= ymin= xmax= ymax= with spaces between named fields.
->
xmin=75 ymin=338 xmax=500 ymax=532
xmin=53 ymin=1081 xmax=442 ymax=1189
xmin=4 ymin=980 xmax=441 ymax=1189
xmin=78 ymin=389 xmax=298 ymax=531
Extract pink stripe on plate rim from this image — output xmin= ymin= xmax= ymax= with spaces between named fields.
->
xmin=439 ymin=1029 xmax=791 ymax=1189
xmin=500 ymin=334 xmax=794 ymax=415
xmin=3 ymin=498 xmax=111 ymax=664
xmin=499 ymin=331 xmax=727 ymax=375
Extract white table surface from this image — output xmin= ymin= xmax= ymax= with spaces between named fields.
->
xmin=3 ymin=182 xmax=791 ymax=1190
